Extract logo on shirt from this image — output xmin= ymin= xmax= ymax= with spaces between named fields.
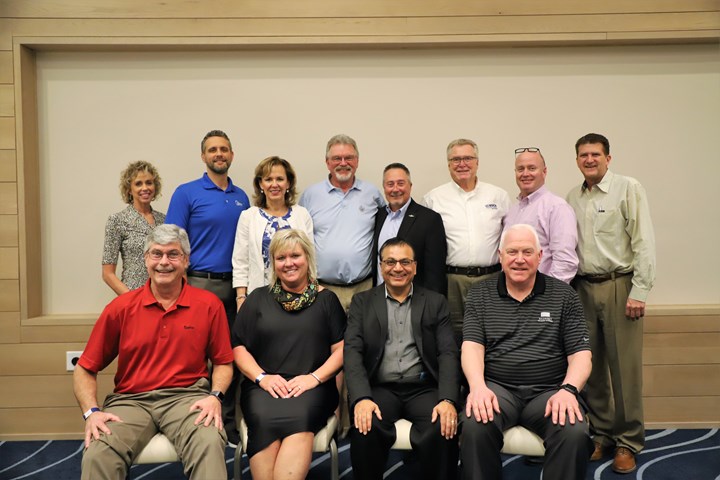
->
xmin=183 ymin=325 xmax=195 ymax=330
xmin=235 ymin=200 xmax=244 ymax=207
xmin=485 ymin=203 xmax=498 ymax=209
xmin=537 ymin=312 xmax=553 ymax=323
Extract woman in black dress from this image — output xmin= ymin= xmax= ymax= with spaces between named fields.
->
xmin=232 ymin=229 xmax=345 ymax=480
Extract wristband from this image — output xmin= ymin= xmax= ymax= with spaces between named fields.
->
xmin=310 ymin=372 xmax=322 ymax=384
xmin=560 ymin=383 xmax=579 ymax=396
xmin=237 ymin=295 xmax=246 ymax=300
xmin=82 ymin=407 xmax=101 ymax=420
xmin=255 ymin=372 xmax=267 ymax=385
xmin=210 ymin=390 xmax=225 ymax=402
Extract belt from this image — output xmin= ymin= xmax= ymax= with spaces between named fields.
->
xmin=576 ymin=271 xmax=632 ymax=284
xmin=446 ymin=264 xmax=501 ymax=277
xmin=187 ymin=270 xmax=232 ymax=281
xmin=319 ymin=276 xmax=371 ymax=288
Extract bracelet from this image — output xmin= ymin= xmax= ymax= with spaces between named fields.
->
xmin=255 ymin=372 xmax=267 ymax=385
xmin=236 ymin=295 xmax=247 ymax=300
xmin=310 ymin=372 xmax=322 ymax=384
xmin=560 ymin=383 xmax=579 ymax=396
xmin=82 ymin=407 xmax=101 ymax=420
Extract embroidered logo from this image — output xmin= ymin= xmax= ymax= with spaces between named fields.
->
xmin=183 ymin=325 xmax=195 ymax=330
xmin=235 ymin=200 xmax=243 ymax=206
xmin=485 ymin=203 xmax=498 ymax=209
xmin=537 ymin=312 xmax=553 ymax=323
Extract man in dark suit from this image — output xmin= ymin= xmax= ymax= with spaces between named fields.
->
xmin=372 ymin=163 xmax=448 ymax=295
xmin=345 ymin=237 xmax=460 ymax=480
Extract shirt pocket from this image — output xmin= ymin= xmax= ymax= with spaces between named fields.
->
xmin=593 ymin=208 xmax=624 ymax=235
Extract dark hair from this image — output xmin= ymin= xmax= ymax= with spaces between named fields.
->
xmin=201 ymin=130 xmax=232 ymax=153
xmin=383 ymin=162 xmax=411 ymax=175
xmin=379 ymin=237 xmax=415 ymax=260
xmin=575 ymin=133 xmax=610 ymax=156
xmin=252 ymin=156 xmax=298 ymax=207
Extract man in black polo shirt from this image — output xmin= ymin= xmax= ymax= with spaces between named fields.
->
xmin=460 ymin=224 xmax=593 ymax=480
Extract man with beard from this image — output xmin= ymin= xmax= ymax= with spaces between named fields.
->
xmin=166 ymin=129 xmax=249 ymax=443
xmin=299 ymin=134 xmax=384 ymax=311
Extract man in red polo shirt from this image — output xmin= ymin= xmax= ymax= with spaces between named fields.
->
xmin=73 ymin=224 xmax=234 ymax=480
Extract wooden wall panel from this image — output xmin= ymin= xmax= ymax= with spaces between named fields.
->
xmin=0 ymin=311 xmax=20 ymax=344
xmin=0 ymin=279 xmax=19 ymax=312
xmin=645 ymin=396 xmax=720 ymax=426
xmin=0 ymin=85 xmax=14 ymax=116
xmin=0 ymin=182 xmax=17 ymax=214
xmin=644 ymin=365 xmax=720 ymax=396
xmin=645 ymin=315 xmax=720 ymax=333
xmin=0 ymin=374 xmax=114 ymax=408
xmin=0 ymin=150 xmax=15 ymax=182
xmin=0 ymin=246 xmax=18 ymax=278
xmin=0 ymin=343 xmax=89 ymax=375
xmin=0 ymin=214 xmax=18 ymax=246
xmin=0 ymin=406 xmax=86 ymax=439
xmin=0 ymin=52 xmax=12 ymax=83
xmin=0 ymin=117 xmax=15 ymax=150
xmin=21 ymin=324 xmax=95 ymax=343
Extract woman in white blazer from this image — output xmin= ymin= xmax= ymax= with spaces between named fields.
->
xmin=232 ymin=156 xmax=314 ymax=310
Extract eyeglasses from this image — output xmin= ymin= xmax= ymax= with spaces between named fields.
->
xmin=328 ymin=155 xmax=358 ymax=163
xmin=448 ymin=156 xmax=477 ymax=165
xmin=147 ymin=249 xmax=184 ymax=261
xmin=515 ymin=147 xmax=541 ymax=155
xmin=381 ymin=258 xmax=416 ymax=268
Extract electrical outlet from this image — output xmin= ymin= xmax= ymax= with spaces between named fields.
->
xmin=66 ymin=351 xmax=83 ymax=371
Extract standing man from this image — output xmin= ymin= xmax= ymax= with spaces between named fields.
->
xmin=503 ymin=147 xmax=578 ymax=283
xmin=74 ymin=224 xmax=233 ymax=480
xmin=461 ymin=224 xmax=593 ymax=480
xmin=299 ymin=133 xmax=384 ymax=312
xmin=424 ymin=138 xmax=510 ymax=341
xmin=166 ymin=129 xmax=249 ymax=443
xmin=372 ymin=163 xmax=447 ymax=295
xmin=567 ymin=133 xmax=656 ymax=474
xmin=345 ymin=238 xmax=460 ymax=480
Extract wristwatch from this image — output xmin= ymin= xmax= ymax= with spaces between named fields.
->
xmin=255 ymin=372 xmax=267 ymax=385
xmin=82 ymin=407 xmax=101 ymax=420
xmin=209 ymin=391 xmax=225 ymax=402
xmin=560 ymin=383 xmax=579 ymax=396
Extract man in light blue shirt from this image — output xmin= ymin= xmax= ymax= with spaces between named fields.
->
xmin=299 ymin=134 xmax=384 ymax=312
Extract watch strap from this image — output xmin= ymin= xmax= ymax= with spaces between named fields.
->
xmin=255 ymin=372 xmax=267 ymax=385
xmin=560 ymin=383 xmax=579 ymax=396
xmin=82 ymin=407 xmax=101 ymax=420
xmin=210 ymin=390 xmax=224 ymax=402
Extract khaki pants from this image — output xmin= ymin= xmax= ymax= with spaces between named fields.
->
xmin=81 ymin=378 xmax=228 ymax=480
xmin=447 ymin=272 xmax=497 ymax=345
xmin=575 ymin=275 xmax=644 ymax=453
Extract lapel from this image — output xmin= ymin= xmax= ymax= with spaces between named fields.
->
xmin=397 ymin=199 xmax=418 ymax=238
xmin=372 ymin=286 xmax=389 ymax=345
xmin=410 ymin=286 xmax=425 ymax=358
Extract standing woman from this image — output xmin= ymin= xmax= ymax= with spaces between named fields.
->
xmin=102 ymin=161 xmax=165 ymax=295
xmin=232 ymin=156 xmax=313 ymax=309
xmin=232 ymin=229 xmax=345 ymax=480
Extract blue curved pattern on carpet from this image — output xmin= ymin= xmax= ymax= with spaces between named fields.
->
xmin=0 ymin=429 xmax=718 ymax=479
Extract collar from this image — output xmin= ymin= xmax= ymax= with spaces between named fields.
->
xmin=384 ymin=283 xmax=414 ymax=303
xmin=582 ymin=170 xmax=614 ymax=193
xmin=450 ymin=177 xmax=479 ymax=195
xmin=496 ymin=271 xmax=546 ymax=299
xmin=324 ymin=175 xmax=360 ymax=193
xmin=201 ymin=172 xmax=234 ymax=192
xmin=140 ymin=278 xmax=190 ymax=308
xmin=385 ymin=198 xmax=411 ymax=217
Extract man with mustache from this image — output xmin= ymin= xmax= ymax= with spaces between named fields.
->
xmin=424 ymin=138 xmax=510 ymax=343
xmin=74 ymin=224 xmax=233 ymax=480
xmin=299 ymin=134 xmax=384 ymax=311
xmin=567 ymin=133 xmax=656 ymax=474
xmin=166 ymin=129 xmax=249 ymax=444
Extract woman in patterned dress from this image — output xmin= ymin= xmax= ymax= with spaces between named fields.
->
xmin=102 ymin=161 xmax=165 ymax=295
xmin=231 ymin=156 xmax=313 ymax=310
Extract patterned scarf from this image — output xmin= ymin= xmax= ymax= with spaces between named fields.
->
xmin=271 ymin=279 xmax=319 ymax=312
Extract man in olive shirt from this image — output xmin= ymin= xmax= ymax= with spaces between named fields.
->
xmin=567 ymin=133 xmax=656 ymax=474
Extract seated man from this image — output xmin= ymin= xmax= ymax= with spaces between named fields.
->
xmin=345 ymin=237 xmax=460 ymax=480
xmin=461 ymin=224 xmax=593 ymax=480
xmin=73 ymin=224 xmax=233 ymax=480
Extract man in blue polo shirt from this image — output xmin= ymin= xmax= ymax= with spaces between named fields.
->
xmin=166 ymin=129 xmax=249 ymax=442
xmin=299 ymin=133 xmax=384 ymax=311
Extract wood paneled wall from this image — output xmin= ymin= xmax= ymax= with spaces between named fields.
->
xmin=0 ymin=0 xmax=718 ymax=439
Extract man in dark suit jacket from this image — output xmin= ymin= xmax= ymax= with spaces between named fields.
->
xmin=345 ymin=237 xmax=460 ymax=480
xmin=372 ymin=163 xmax=448 ymax=295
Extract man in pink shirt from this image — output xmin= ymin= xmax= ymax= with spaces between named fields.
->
xmin=503 ymin=147 xmax=578 ymax=283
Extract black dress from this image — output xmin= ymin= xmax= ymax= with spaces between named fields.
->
xmin=232 ymin=287 xmax=346 ymax=457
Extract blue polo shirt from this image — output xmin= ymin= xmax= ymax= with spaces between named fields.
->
xmin=166 ymin=173 xmax=249 ymax=273
xmin=299 ymin=177 xmax=384 ymax=283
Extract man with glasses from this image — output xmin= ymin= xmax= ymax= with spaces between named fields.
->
xmin=166 ymin=129 xmax=249 ymax=443
xmin=74 ymin=224 xmax=233 ymax=480
xmin=503 ymin=147 xmax=578 ymax=283
xmin=567 ymin=133 xmax=656 ymax=474
xmin=424 ymin=138 xmax=510 ymax=342
xmin=372 ymin=163 xmax=447 ymax=295
xmin=345 ymin=237 xmax=460 ymax=480
xmin=299 ymin=133 xmax=384 ymax=311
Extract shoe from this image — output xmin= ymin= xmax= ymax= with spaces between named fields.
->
xmin=590 ymin=442 xmax=606 ymax=461
xmin=612 ymin=447 xmax=637 ymax=474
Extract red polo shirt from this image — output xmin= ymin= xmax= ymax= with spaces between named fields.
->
xmin=79 ymin=280 xmax=234 ymax=394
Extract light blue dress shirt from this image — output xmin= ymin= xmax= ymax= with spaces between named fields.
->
xmin=375 ymin=201 xmax=411 ymax=284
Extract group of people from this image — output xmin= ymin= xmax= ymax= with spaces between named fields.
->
xmin=78 ymin=130 xmax=655 ymax=480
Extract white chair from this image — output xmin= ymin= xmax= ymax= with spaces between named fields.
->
xmin=133 ymin=433 xmax=180 ymax=464
xmin=235 ymin=415 xmax=339 ymax=480
xmin=392 ymin=418 xmax=545 ymax=455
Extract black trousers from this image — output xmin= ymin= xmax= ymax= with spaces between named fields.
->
xmin=460 ymin=381 xmax=592 ymax=480
xmin=349 ymin=381 xmax=459 ymax=480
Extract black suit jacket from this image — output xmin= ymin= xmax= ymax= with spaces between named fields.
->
xmin=371 ymin=199 xmax=448 ymax=295
xmin=344 ymin=284 xmax=460 ymax=407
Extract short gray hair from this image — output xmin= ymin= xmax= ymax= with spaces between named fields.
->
xmin=268 ymin=229 xmax=318 ymax=287
xmin=499 ymin=224 xmax=541 ymax=252
xmin=325 ymin=134 xmax=359 ymax=158
xmin=446 ymin=138 xmax=479 ymax=159
xmin=144 ymin=224 xmax=191 ymax=256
